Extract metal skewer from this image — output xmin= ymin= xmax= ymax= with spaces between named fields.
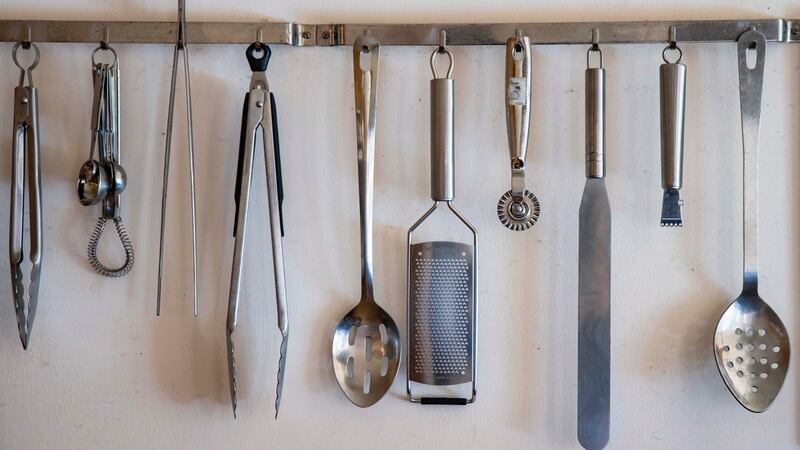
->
xmin=157 ymin=0 xmax=198 ymax=316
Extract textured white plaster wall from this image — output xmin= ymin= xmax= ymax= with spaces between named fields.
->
xmin=0 ymin=1 xmax=799 ymax=449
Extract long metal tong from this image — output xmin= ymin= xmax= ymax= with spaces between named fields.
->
xmin=10 ymin=41 xmax=43 ymax=350
xmin=157 ymin=0 xmax=198 ymax=316
xmin=225 ymin=42 xmax=288 ymax=419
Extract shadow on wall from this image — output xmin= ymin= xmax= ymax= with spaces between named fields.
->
xmin=148 ymin=62 xmax=227 ymax=407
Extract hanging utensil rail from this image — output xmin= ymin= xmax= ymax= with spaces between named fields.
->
xmin=0 ymin=19 xmax=798 ymax=46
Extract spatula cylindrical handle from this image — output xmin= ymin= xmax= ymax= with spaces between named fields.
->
xmin=431 ymin=77 xmax=454 ymax=202
xmin=585 ymin=67 xmax=605 ymax=179
xmin=660 ymin=62 xmax=686 ymax=190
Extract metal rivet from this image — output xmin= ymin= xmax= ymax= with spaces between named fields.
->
xmin=20 ymin=96 xmax=29 ymax=104
xmin=302 ymin=31 xmax=311 ymax=39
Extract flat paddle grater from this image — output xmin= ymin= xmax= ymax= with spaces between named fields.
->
xmin=407 ymin=39 xmax=477 ymax=405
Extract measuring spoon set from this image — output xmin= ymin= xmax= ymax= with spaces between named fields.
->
xmin=4 ymin=18 xmax=791 ymax=450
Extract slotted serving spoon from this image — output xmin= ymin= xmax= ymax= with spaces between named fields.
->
xmin=332 ymin=33 xmax=401 ymax=407
xmin=713 ymin=28 xmax=789 ymax=413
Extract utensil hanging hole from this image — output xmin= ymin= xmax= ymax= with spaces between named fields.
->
xmin=751 ymin=386 xmax=759 ymax=393
xmin=746 ymin=344 xmax=755 ymax=352
xmin=735 ymin=328 xmax=743 ymax=335
xmin=759 ymin=344 xmax=767 ymax=350
xmin=348 ymin=325 xmax=357 ymax=346
xmin=773 ymin=346 xmax=781 ymax=353
xmin=363 ymin=370 xmax=371 ymax=394
xmin=748 ymin=357 xmax=756 ymax=365
xmin=760 ymin=358 xmax=768 ymax=365
xmin=512 ymin=42 xmax=525 ymax=61
xmin=760 ymin=372 xmax=768 ymax=379
xmin=726 ymin=361 xmax=734 ymax=368
xmin=757 ymin=329 xmax=766 ymax=336
xmin=745 ymin=44 xmax=757 ymax=70
xmin=736 ymin=370 xmax=744 ymax=377
xmin=736 ymin=343 xmax=743 ymax=350
xmin=380 ymin=356 xmax=389 ymax=376
xmin=359 ymin=47 xmax=372 ymax=71
xmin=736 ymin=357 xmax=744 ymax=364
xmin=250 ymin=46 xmax=265 ymax=60
xmin=364 ymin=336 xmax=373 ymax=361
xmin=771 ymin=362 xmax=779 ymax=369
xmin=379 ymin=323 xmax=388 ymax=344
xmin=745 ymin=328 xmax=754 ymax=337
xmin=346 ymin=357 xmax=354 ymax=378
xmin=749 ymin=372 xmax=756 ymax=379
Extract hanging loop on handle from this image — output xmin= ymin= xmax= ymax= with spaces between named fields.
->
xmin=12 ymin=41 xmax=40 ymax=87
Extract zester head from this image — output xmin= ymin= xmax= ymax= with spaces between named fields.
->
xmin=409 ymin=241 xmax=474 ymax=386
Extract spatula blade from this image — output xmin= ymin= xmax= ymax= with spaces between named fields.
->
xmin=578 ymin=178 xmax=611 ymax=450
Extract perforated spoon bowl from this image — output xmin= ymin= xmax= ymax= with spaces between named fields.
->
xmin=713 ymin=29 xmax=789 ymax=413
xmin=332 ymin=34 xmax=401 ymax=407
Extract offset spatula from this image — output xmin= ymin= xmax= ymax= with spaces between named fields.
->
xmin=578 ymin=41 xmax=611 ymax=450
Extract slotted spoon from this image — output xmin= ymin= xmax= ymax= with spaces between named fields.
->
xmin=332 ymin=34 xmax=401 ymax=407
xmin=713 ymin=28 xmax=789 ymax=413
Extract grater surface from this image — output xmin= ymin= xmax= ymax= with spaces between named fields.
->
xmin=409 ymin=241 xmax=474 ymax=386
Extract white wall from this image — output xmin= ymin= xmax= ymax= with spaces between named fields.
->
xmin=1 ymin=1 xmax=799 ymax=449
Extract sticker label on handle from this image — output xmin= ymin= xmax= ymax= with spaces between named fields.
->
xmin=507 ymin=77 xmax=528 ymax=106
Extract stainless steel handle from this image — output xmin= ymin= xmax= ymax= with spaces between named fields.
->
xmin=430 ymin=72 xmax=454 ymax=202
xmin=737 ymin=29 xmax=765 ymax=281
xmin=505 ymin=34 xmax=531 ymax=197
xmin=353 ymin=34 xmax=379 ymax=302
xmin=660 ymin=62 xmax=686 ymax=189
xmin=585 ymin=67 xmax=605 ymax=178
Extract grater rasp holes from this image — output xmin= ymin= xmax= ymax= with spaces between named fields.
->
xmin=410 ymin=241 xmax=474 ymax=386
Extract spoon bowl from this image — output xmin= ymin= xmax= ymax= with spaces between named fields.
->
xmin=77 ymin=159 xmax=107 ymax=205
xmin=333 ymin=299 xmax=401 ymax=407
xmin=714 ymin=290 xmax=789 ymax=412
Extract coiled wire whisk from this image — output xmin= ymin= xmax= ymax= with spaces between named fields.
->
xmin=87 ymin=216 xmax=135 ymax=277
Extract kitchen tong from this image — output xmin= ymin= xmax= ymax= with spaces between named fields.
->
xmin=225 ymin=42 xmax=288 ymax=419
xmin=158 ymin=0 xmax=198 ymax=316
xmin=10 ymin=41 xmax=43 ymax=350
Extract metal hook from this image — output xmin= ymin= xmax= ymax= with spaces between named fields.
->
xmin=21 ymin=25 xmax=32 ymax=49
xmin=100 ymin=25 xmax=110 ymax=49
xmin=587 ymin=28 xmax=602 ymax=68
xmin=255 ymin=26 xmax=264 ymax=49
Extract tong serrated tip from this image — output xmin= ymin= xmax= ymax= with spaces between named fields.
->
xmin=226 ymin=326 xmax=237 ymax=419
xmin=275 ymin=335 xmax=287 ymax=419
